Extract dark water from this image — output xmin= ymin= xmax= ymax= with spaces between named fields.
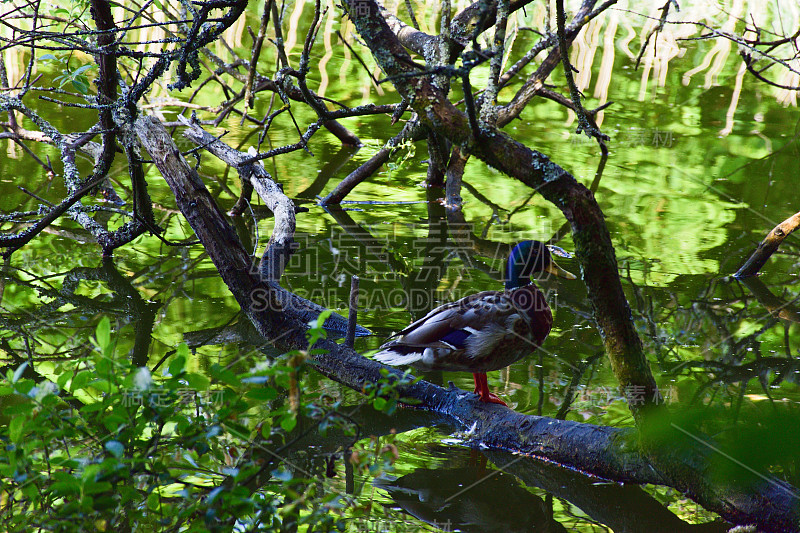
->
xmin=1 ymin=2 xmax=799 ymax=530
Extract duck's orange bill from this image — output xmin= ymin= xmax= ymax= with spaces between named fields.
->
xmin=544 ymin=260 xmax=576 ymax=280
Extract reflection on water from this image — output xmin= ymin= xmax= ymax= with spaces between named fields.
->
xmin=373 ymin=445 xmax=730 ymax=533
xmin=375 ymin=455 xmax=563 ymax=533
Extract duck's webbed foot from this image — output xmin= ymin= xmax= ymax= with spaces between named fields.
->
xmin=472 ymin=372 xmax=507 ymax=406
xmin=480 ymin=391 xmax=508 ymax=406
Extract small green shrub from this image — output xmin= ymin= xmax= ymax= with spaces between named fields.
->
xmin=0 ymin=314 xmax=411 ymax=532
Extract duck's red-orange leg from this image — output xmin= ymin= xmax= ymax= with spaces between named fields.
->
xmin=472 ymin=372 xmax=507 ymax=406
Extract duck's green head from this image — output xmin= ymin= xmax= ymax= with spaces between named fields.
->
xmin=505 ymin=240 xmax=576 ymax=290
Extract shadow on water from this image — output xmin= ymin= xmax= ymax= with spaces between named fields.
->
xmin=257 ymin=404 xmax=730 ymax=532
xmin=377 ymin=449 xmax=730 ymax=533
xmin=374 ymin=458 xmax=568 ymax=533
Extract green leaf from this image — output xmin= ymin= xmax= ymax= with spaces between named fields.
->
xmin=14 ymin=379 xmax=34 ymax=395
xmin=72 ymin=64 xmax=94 ymax=76
xmin=80 ymin=494 xmax=94 ymax=512
xmin=52 ymin=479 xmax=81 ymax=496
xmin=84 ymin=480 xmax=112 ymax=495
xmin=96 ymin=318 xmax=111 ymax=349
xmin=280 ymin=415 xmax=296 ymax=432
xmin=224 ymin=422 xmax=249 ymax=440
xmin=372 ymin=397 xmax=387 ymax=411
xmin=92 ymin=379 xmax=113 ymax=393
xmin=96 ymin=357 xmax=112 ymax=376
xmin=176 ymin=342 xmax=189 ymax=358
xmin=308 ymin=310 xmax=331 ymax=330
xmin=102 ymin=414 xmax=125 ymax=433
xmin=146 ymin=491 xmax=160 ymax=510
xmin=21 ymin=482 xmax=38 ymax=500
xmin=185 ymin=372 xmax=209 ymax=391
xmin=307 ymin=310 xmax=332 ymax=344
xmin=384 ymin=399 xmax=398 ymax=415
xmin=71 ymin=370 xmax=92 ymax=391
xmin=57 ymin=370 xmax=74 ymax=389
xmin=210 ymin=364 xmax=240 ymax=387
xmin=71 ymin=77 xmax=89 ymax=95
xmin=245 ymin=387 xmax=277 ymax=401
xmin=9 ymin=416 xmax=25 ymax=443
xmin=80 ymin=402 xmax=105 ymax=414
xmin=169 ymin=354 xmax=186 ymax=376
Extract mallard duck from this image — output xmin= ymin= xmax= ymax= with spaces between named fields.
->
xmin=374 ymin=241 xmax=575 ymax=405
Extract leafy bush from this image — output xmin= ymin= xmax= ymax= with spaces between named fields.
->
xmin=0 ymin=314 xmax=407 ymax=532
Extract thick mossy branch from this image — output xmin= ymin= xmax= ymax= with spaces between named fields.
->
xmin=178 ymin=115 xmax=296 ymax=282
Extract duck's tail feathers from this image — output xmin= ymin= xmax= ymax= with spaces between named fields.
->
xmin=373 ymin=346 xmax=423 ymax=367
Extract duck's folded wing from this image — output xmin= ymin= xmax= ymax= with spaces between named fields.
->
xmin=387 ymin=291 xmax=506 ymax=344
xmin=374 ymin=291 xmax=515 ymax=369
